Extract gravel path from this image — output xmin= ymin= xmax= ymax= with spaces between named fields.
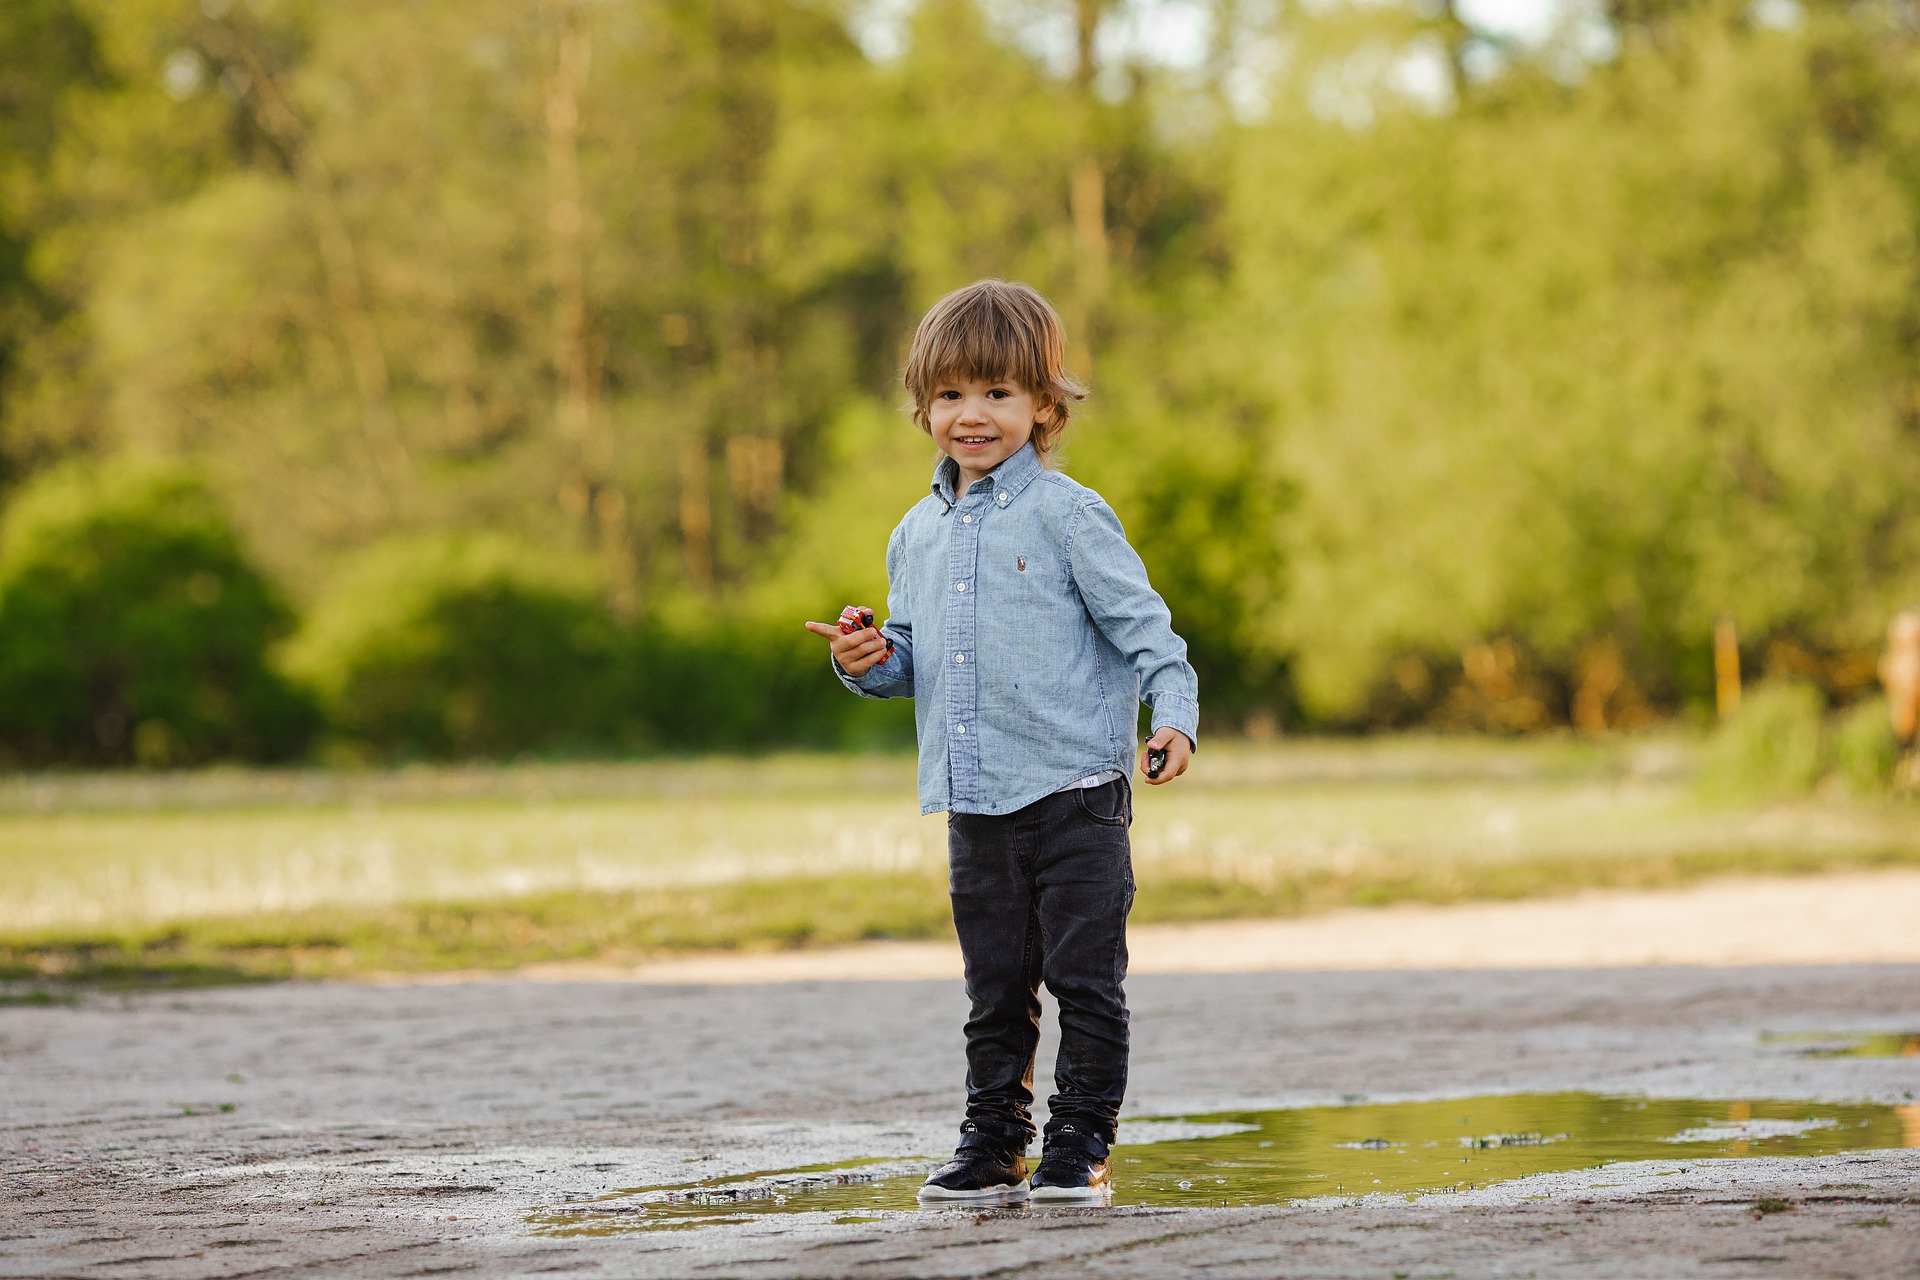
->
xmin=5 ymin=963 xmax=1918 ymax=1278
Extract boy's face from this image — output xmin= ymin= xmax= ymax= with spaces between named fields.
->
xmin=927 ymin=375 xmax=1053 ymax=488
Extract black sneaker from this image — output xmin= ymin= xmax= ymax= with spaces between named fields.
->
xmin=1029 ymin=1131 xmax=1111 ymax=1203
xmin=918 ymin=1136 xmax=1029 ymax=1202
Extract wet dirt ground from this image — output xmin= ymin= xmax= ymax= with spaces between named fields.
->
xmin=5 ymin=964 xmax=1918 ymax=1278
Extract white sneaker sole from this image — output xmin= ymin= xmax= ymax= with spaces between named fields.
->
xmin=917 ymin=1182 xmax=1030 ymax=1203
xmin=1029 ymin=1181 xmax=1112 ymax=1204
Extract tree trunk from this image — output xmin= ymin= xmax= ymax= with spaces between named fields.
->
xmin=543 ymin=0 xmax=634 ymax=615
xmin=207 ymin=19 xmax=413 ymax=508
xmin=1069 ymin=0 xmax=1109 ymax=379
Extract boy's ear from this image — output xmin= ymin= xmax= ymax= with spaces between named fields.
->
xmin=1034 ymin=397 xmax=1057 ymax=426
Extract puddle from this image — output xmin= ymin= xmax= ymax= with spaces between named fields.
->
xmin=526 ymin=1092 xmax=1918 ymax=1235
xmin=1763 ymin=1030 xmax=1920 ymax=1058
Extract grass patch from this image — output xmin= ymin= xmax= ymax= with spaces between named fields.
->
xmin=6 ymin=843 xmax=1917 ymax=987
xmin=0 ymin=873 xmax=957 ymax=986
xmin=1135 ymin=844 xmax=1920 ymax=923
xmin=6 ymin=742 xmax=1916 ymax=988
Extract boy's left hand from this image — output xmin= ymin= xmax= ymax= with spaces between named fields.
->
xmin=1139 ymin=727 xmax=1192 ymax=785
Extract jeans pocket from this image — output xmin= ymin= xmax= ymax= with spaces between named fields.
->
xmin=1074 ymin=780 xmax=1130 ymax=827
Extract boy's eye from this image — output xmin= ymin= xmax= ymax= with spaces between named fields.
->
xmin=937 ymin=390 xmax=961 ymax=400
xmin=986 ymin=389 xmax=1010 ymax=399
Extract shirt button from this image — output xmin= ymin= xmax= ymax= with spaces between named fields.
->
xmin=997 ymin=494 xmax=1008 ymax=505
xmin=955 ymin=581 xmax=966 ymax=592
xmin=955 ymin=652 xmax=965 ymax=664
xmin=955 ymin=724 xmax=966 ymax=735
xmin=962 ymin=514 xmax=973 ymax=524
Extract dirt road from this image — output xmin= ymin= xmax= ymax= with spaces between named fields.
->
xmin=6 ymin=954 xmax=1918 ymax=1277
xmin=560 ymin=869 xmax=1920 ymax=985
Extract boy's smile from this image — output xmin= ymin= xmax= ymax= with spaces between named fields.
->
xmin=930 ymin=377 xmax=1055 ymax=492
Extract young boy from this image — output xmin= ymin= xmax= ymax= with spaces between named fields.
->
xmin=804 ymin=280 xmax=1197 ymax=1203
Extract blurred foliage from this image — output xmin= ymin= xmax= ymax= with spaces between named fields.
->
xmin=1698 ymin=680 xmax=1909 ymax=798
xmin=283 ymin=534 xmax=627 ymax=758
xmin=1225 ymin=3 xmax=1920 ymax=721
xmin=1829 ymin=694 xmax=1899 ymax=795
xmin=0 ymin=460 xmax=315 ymax=765
xmin=284 ymin=526 xmax=914 ymax=759
xmin=0 ymin=0 xmax=100 ymax=487
xmin=634 ymin=616 xmax=917 ymax=753
xmin=1698 ymin=680 xmax=1829 ymax=799
xmin=1 ymin=0 xmax=1918 ymax=756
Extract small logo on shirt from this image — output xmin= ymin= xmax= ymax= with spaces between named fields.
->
xmin=1017 ymin=556 xmax=1027 ymax=571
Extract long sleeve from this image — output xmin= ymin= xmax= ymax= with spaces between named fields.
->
xmin=1065 ymin=496 xmax=1200 ymax=747
xmin=834 ymin=521 xmax=916 ymax=700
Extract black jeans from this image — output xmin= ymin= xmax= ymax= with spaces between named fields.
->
xmin=947 ymin=777 xmax=1134 ymax=1156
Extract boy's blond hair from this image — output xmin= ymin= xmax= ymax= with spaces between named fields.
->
xmin=903 ymin=280 xmax=1088 ymax=460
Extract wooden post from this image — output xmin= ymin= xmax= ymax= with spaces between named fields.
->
xmin=679 ymin=435 xmax=712 ymax=590
xmin=1713 ymin=616 xmax=1741 ymax=720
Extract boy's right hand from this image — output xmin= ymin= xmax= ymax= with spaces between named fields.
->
xmin=805 ymin=609 xmax=891 ymax=677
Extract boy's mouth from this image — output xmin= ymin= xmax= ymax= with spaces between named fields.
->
xmin=954 ymin=435 xmax=996 ymax=447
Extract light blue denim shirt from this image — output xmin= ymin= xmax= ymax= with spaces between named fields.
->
xmin=835 ymin=442 xmax=1199 ymax=815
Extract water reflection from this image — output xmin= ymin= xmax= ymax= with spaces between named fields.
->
xmin=526 ymin=1091 xmax=1916 ymax=1236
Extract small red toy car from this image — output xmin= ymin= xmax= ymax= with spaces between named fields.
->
xmin=838 ymin=606 xmax=893 ymax=660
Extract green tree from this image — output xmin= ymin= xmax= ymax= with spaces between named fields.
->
xmin=7 ymin=0 xmax=1920 ymax=754
xmin=0 ymin=0 xmax=102 ymax=482
xmin=1219 ymin=0 xmax=1920 ymax=722
xmin=52 ymin=0 xmax=898 ymax=604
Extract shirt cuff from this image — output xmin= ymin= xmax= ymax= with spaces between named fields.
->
xmin=1149 ymin=693 xmax=1199 ymax=751
xmin=832 ymin=652 xmax=892 ymax=697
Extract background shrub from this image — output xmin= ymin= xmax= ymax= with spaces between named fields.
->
xmin=285 ymin=535 xmax=626 ymax=759
xmin=285 ymin=531 xmax=916 ymax=761
xmin=631 ymin=613 xmax=914 ymax=754
xmin=1696 ymin=680 xmax=1829 ymax=800
xmin=1830 ymin=697 xmax=1900 ymax=796
xmin=0 ymin=462 xmax=316 ymax=766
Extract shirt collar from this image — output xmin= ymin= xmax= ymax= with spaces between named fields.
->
xmin=931 ymin=441 xmax=1045 ymax=510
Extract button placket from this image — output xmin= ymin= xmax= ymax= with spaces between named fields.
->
xmin=944 ymin=490 xmax=984 ymax=808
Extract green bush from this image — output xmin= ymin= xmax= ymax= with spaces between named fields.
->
xmin=1830 ymin=697 xmax=1900 ymax=796
xmin=632 ymin=614 xmax=914 ymax=753
xmin=285 ymin=535 xmax=627 ymax=759
xmin=1696 ymin=679 xmax=1828 ymax=800
xmin=0 ymin=461 xmax=316 ymax=766
xmin=287 ymin=537 xmax=914 ymax=761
